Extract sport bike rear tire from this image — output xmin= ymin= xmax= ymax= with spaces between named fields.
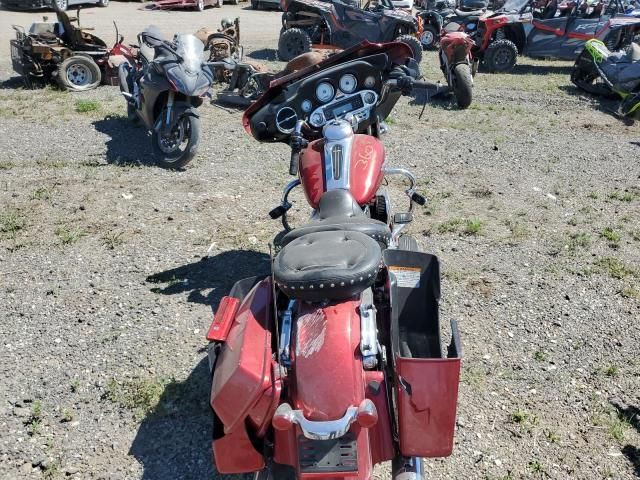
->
xmin=278 ymin=28 xmax=311 ymax=61
xmin=396 ymin=34 xmax=423 ymax=63
xmin=484 ymin=39 xmax=518 ymax=73
xmin=152 ymin=106 xmax=201 ymax=169
xmin=570 ymin=54 xmax=616 ymax=99
xmin=453 ymin=63 xmax=473 ymax=109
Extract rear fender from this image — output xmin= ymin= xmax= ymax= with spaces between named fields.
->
xmin=290 ymin=299 xmax=373 ymax=478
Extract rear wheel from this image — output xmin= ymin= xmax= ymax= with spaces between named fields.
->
xmin=278 ymin=28 xmax=312 ymax=61
xmin=453 ymin=63 xmax=473 ymax=109
xmin=484 ymin=39 xmax=518 ymax=72
xmin=420 ymin=25 xmax=439 ymax=50
xmin=56 ymin=56 xmax=102 ymax=91
xmin=196 ymin=0 xmax=204 ymax=10
xmin=396 ymin=34 xmax=423 ymax=63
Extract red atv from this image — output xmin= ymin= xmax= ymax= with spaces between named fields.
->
xmin=206 ymin=41 xmax=462 ymax=480
xmin=476 ymin=0 xmax=640 ymax=72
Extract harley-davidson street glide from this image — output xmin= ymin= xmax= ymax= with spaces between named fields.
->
xmin=206 ymin=41 xmax=462 ymax=480
xmin=118 ymin=28 xmax=214 ymax=169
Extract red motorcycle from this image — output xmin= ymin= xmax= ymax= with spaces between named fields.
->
xmin=206 ymin=41 xmax=462 ymax=480
xmin=439 ymin=30 xmax=476 ymax=108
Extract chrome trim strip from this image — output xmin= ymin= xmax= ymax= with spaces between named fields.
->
xmin=274 ymin=403 xmax=359 ymax=441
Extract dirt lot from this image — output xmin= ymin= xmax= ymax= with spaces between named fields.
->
xmin=0 ymin=2 xmax=639 ymax=479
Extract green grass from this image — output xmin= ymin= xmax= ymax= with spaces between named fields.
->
xmin=533 ymin=350 xmax=548 ymax=362
xmin=104 ymin=377 xmax=167 ymax=421
xmin=595 ymin=257 xmax=638 ymax=279
xmin=437 ymin=218 xmax=463 ymax=234
xmin=102 ymin=231 xmax=124 ymax=250
xmin=75 ymin=100 xmax=101 ymax=113
xmin=621 ymin=286 xmax=640 ymax=300
xmin=569 ymin=232 xmax=591 ymax=250
xmin=0 ymin=161 xmax=15 ymax=170
xmin=464 ymin=219 xmax=483 ymax=236
xmin=601 ymin=227 xmax=621 ymax=246
xmin=603 ymin=364 xmax=619 ymax=377
xmin=0 ymin=209 xmax=26 ymax=237
xmin=54 ymin=226 xmax=85 ymax=245
xmin=608 ymin=190 xmax=637 ymax=202
xmin=30 ymin=186 xmax=52 ymax=201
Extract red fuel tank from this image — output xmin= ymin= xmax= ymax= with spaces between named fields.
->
xmin=299 ymin=134 xmax=385 ymax=209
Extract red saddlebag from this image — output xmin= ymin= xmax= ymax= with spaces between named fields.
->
xmin=210 ymin=277 xmax=280 ymax=474
xmin=383 ymin=250 xmax=462 ymax=458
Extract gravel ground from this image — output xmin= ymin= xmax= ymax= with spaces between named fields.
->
xmin=0 ymin=2 xmax=639 ymax=479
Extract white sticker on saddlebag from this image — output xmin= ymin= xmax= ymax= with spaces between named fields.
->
xmin=389 ymin=266 xmax=421 ymax=289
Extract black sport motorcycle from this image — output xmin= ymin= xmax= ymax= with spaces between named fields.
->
xmin=418 ymin=0 xmax=488 ymax=50
xmin=118 ymin=27 xmax=214 ymax=169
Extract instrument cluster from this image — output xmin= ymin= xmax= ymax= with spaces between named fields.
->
xmin=249 ymin=55 xmax=388 ymax=142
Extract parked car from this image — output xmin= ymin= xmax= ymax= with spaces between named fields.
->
xmin=152 ymin=0 xmax=221 ymax=11
xmin=1 ymin=0 xmax=108 ymax=10
xmin=392 ymin=0 xmax=414 ymax=9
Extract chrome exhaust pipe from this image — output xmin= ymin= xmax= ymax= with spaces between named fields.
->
xmin=392 ymin=457 xmax=424 ymax=480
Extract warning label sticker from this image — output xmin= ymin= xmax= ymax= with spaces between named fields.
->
xmin=388 ymin=266 xmax=421 ymax=289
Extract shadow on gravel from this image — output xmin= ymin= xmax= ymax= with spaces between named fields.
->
xmin=0 ymin=77 xmax=30 ymax=90
xmin=247 ymin=48 xmax=278 ymax=61
xmin=611 ymin=400 xmax=640 ymax=477
xmin=146 ymin=250 xmax=271 ymax=307
xmin=130 ymin=357 xmax=251 ymax=480
xmin=92 ymin=116 xmax=157 ymax=167
xmin=408 ymin=88 xmax=455 ymax=111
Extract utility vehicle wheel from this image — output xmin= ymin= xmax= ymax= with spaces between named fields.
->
xmin=196 ymin=0 xmax=204 ymax=10
xmin=54 ymin=0 xmax=68 ymax=10
xmin=570 ymin=64 xmax=616 ymax=98
xmin=453 ymin=63 xmax=473 ymax=109
xmin=57 ymin=56 xmax=102 ymax=91
xmin=484 ymin=39 xmax=518 ymax=73
xmin=278 ymin=28 xmax=312 ymax=61
xmin=396 ymin=34 xmax=423 ymax=63
xmin=152 ymin=105 xmax=201 ymax=169
xmin=399 ymin=235 xmax=420 ymax=252
xmin=97 ymin=0 xmax=109 ymax=7
xmin=420 ymin=25 xmax=439 ymax=50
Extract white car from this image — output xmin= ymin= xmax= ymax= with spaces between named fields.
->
xmin=391 ymin=0 xmax=414 ymax=8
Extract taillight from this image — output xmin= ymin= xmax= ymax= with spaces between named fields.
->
xmin=206 ymin=296 xmax=240 ymax=342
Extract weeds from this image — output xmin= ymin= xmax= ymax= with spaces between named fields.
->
xmin=621 ymin=286 xmax=640 ymax=300
xmin=608 ymin=190 xmax=637 ymax=202
xmin=55 ymin=226 xmax=85 ymax=245
xmin=102 ymin=231 xmax=124 ymax=250
xmin=568 ymin=232 xmax=591 ymax=250
xmin=75 ymin=100 xmax=100 ymax=113
xmin=104 ymin=377 xmax=166 ymax=421
xmin=546 ymin=430 xmax=560 ymax=443
xmin=437 ymin=218 xmax=463 ymax=234
xmin=61 ymin=408 xmax=74 ymax=423
xmin=27 ymin=400 xmax=43 ymax=436
xmin=595 ymin=257 xmax=638 ymax=280
xmin=533 ymin=350 xmax=549 ymax=362
xmin=0 ymin=209 xmax=26 ymax=237
xmin=30 ymin=186 xmax=52 ymax=201
xmin=464 ymin=219 xmax=483 ymax=236
xmin=601 ymin=228 xmax=621 ymax=247
xmin=603 ymin=364 xmax=619 ymax=377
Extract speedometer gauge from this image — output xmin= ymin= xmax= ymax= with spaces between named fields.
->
xmin=339 ymin=74 xmax=357 ymax=93
xmin=315 ymin=82 xmax=335 ymax=103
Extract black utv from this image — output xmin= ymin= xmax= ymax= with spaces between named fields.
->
xmin=278 ymin=0 xmax=423 ymax=62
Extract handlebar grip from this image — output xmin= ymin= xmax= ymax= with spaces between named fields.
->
xmin=289 ymin=151 xmax=300 ymax=176
xmin=411 ymin=79 xmax=440 ymax=91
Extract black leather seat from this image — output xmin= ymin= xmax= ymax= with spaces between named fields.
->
xmin=274 ymin=230 xmax=382 ymax=302
xmin=281 ymin=189 xmax=391 ymax=247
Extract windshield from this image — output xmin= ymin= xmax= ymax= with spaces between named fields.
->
xmin=500 ymin=0 xmax=530 ymax=11
xmin=175 ymin=34 xmax=204 ymax=74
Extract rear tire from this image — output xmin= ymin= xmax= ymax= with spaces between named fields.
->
xmin=399 ymin=235 xmax=420 ymax=252
xmin=484 ymin=39 xmax=518 ymax=73
xmin=452 ymin=63 xmax=473 ymax=109
xmin=152 ymin=106 xmax=201 ymax=169
xmin=420 ymin=25 xmax=439 ymax=50
xmin=196 ymin=0 xmax=204 ymax=10
xmin=57 ymin=56 xmax=102 ymax=91
xmin=570 ymin=54 xmax=616 ymax=98
xmin=396 ymin=34 xmax=423 ymax=63
xmin=278 ymin=28 xmax=312 ymax=61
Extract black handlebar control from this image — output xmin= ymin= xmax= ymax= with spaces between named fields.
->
xmin=289 ymin=151 xmax=300 ymax=176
